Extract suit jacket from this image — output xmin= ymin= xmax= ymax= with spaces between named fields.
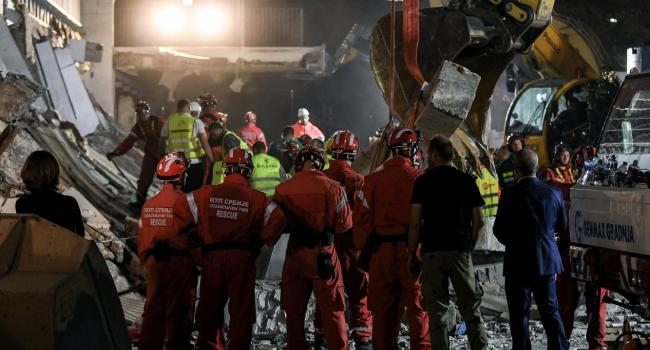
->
xmin=494 ymin=177 xmax=566 ymax=277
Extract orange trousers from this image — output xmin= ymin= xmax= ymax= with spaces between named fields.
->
xmin=139 ymin=255 xmax=195 ymax=350
xmin=368 ymin=242 xmax=431 ymax=350
xmin=197 ymin=250 xmax=256 ymax=350
xmin=314 ymin=231 xmax=372 ymax=342
xmin=282 ymin=244 xmax=350 ymax=350
xmin=557 ymin=244 xmax=608 ymax=349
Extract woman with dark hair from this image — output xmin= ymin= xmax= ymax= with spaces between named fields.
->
xmin=15 ymin=150 xmax=85 ymax=237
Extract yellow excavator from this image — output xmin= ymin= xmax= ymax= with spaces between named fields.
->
xmin=367 ymin=0 xmax=619 ymax=171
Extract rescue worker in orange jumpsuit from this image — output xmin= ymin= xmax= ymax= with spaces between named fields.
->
xmin=272 ymin=145 xmax=353 ymax=350
xmin=354 ymin=127 xmax=431 ymax=350
xmin=546 ymin=144 xmax=609 ymax=350
xmin=138 ymin=152 xmax=194 ymax=350
xmin=107 ymin=101 xmax=164 ymax=206
xmin=292 ymin=108 xmax=325 ymax=140
xmin=313 ymin=130 xmax=372 ymax=349
xmin=236 ymin=111 xmax=267 ymax=149
xmin=174 ymin=147 xmax=273 ymax=350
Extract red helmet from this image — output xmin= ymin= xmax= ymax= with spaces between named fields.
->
xmin=331 ymin=130 xmax=360 ymax=158
xmin=388 ymin=127 xmax=418 ymax=149
xmin=244 ymin=111 xmax=257 ymax=123
xmin=223 ymin=147 xmax=254 ymax=178
xmin=198 ymin=93 xmax=218 ymax=109
xmin=156 ymin=152 xmax=189 ymax=182
xmin=295 ymin=145 xmax=327 ymax=171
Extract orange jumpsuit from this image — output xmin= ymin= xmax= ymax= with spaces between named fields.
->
xmin=138 ymin=183 xmax=194 ymax=350
xmin=236 ymin=122 xmax=267 ymax=148
xmin=273 ymin=170 xmax=353 ymax=350
xmin=354 ymin=156 xmax=431 ymax=350
xmin=315 ymin=159 xmax=372 ymax=343
xmin=112 ymin=116 xmax=165 ymax=200
xmin=175 ymin=174 xmax=267 ymax=350
xmin=546 ymin=165 xmax=609 ymax=349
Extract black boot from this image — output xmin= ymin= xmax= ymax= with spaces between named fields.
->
xmin=355 ymin=339 xmax=373 ymax=350
xmin=313 ymin=336 xmax=328 ymax=350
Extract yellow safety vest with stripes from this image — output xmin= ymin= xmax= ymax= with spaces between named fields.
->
xmin=165 ymin=113 xmax=205 ymax=159
xmin=476 ymin=166 xmax=499 ymax=217
xmin=251 ymin=154 xmax=282 ymax=196
xmin=211 ymin=131 xmax=249 ymax=185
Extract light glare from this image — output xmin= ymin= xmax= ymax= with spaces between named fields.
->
xmin=193 ymin=6 xmax=229 ymax=36
xmin=155 ymin=6 xmax=185 ymax=35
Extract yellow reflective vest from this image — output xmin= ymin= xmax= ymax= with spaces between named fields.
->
xmin=165 ymin=113 xmax=205 ymax=160
xmin=476 ymin=166 xmax=499 ymax=217
xmin=211 ymin=131 xmax=249 ymax=185
xmin=251 ymin=153 xmax=282 ymax=196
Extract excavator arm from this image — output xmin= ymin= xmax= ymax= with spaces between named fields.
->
xmin=370 ymin=0 xmax=555 ymax=137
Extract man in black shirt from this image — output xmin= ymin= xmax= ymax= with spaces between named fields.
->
xmin=408 ymin=136 xmax=488 ymax=350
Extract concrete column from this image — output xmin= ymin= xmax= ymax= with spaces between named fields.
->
xmin=80 ymin=0 xmax=115 ymax=117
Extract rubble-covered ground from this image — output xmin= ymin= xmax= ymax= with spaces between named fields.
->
xmin=249 ymin=280 xmax=650 ymax=350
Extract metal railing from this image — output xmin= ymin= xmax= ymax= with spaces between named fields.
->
xmin=20 ymin=0 xmax=82 ymax=33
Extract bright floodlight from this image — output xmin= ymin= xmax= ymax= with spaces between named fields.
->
xmin=193 ymin=6 xmax=229 ymax=36
xmin=182 ymin=0 xmax=192 ymax=6
xmin=155 ymin=6 xmax=184 ymax=35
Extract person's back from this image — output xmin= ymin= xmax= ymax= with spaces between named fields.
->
xmin=137 ymin=153 xmax=194 ymax=350
xmin=273 ymin=146 xmax=352 ymax=350
xmin=324 ymin=159 xmax=364 ymax=206
xmin=354 ymin=128 xmax=430 ymax=350
xmin=15 ymin=150 xmax=84 ymax=237
xmin=355 ymin=156 xmax=420 ymax=242
xmin=414 ymin=165 xmax=481 ymax=253
xmin=251 ymin=152 xmax=283 ymax=196
xmin=496 ymin=177 xmax=565 ymax=276
xmin=183 ymin=174 xmax=266 ymax=245
xmin=175 ymin=161 xmax=267 ymax=349
xmin=409 ymin=137 xmax=488 ymax=350
xmin=16 ymin=190 xmax=84 ymax=236
xmin=493 ymin=149 xmax=568 ymax=350
xmin=138 ymin=183 xmax=189 ymax=261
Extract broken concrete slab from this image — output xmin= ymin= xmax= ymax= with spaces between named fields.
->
xmin=0 ymin=20 xmax=47 ymax=111
xmin=0 ymin=72 xmax=43 ymax=122
xmin=415 ymin=60 xmax=481 ymax=140
xmin=35 ymin=41 xmax=76 ymax=123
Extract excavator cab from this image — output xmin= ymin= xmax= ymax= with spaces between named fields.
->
xmin=505 ymin=77 xmax=619 ymax=167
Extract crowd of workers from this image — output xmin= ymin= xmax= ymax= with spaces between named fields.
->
xmin=12 ymin=93 xmax=608 ymax=350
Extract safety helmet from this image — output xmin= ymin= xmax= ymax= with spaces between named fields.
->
xmin=331 ymin=130 xmax=360 ymax=159
xmin=223 ymin=147 xmax=254 ymax=178
xmin=189 ymin=101 xmax=202 ymax=114
xmin=198 ymin=93 xmax=218 ymax=109
xmin=295 ymin=145 xmax=327 ymax=171
xmin=388 ymin=127 xmax=418 ymax=149
xmin=135 ymin=100 xmax=150 ymax=113
xmin=244 ymin=111 xmax=257 ymax=123
xmin=507 ymin=133 xmax=525 ymax=152
xmin=553 ymin=143 xmax=571 ymax=163
xmin=156 ymin=152 xmax=189 ymax=182
xmin=281 ymin=140 xmax=300 ymax=154
xmin=297 ymin=108 xmax=310 ymax=117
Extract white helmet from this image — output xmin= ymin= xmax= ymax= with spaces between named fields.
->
xmin=189 ymin=101 xmax=202 ymax=114
xmin=297 ymin=108 xmax=310 ymax=117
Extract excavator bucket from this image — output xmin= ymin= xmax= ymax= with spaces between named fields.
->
xmin=0 ymin=215 xmax=130 ymax=350
xmin=369 ymin=1 xmax=554 ymax=173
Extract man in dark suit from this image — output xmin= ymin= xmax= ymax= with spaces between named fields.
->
xmin=494 ymin=149 xmax=569 ymax=350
